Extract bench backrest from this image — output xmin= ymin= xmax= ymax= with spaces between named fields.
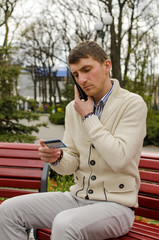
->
xmin=0 ymin=142 xmax=50 ymax=203
xmin=136 ymin=151 xmax=159 ymax=221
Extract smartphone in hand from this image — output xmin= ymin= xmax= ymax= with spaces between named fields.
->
xmin=43 ymin=139 xmax=67 ymax=149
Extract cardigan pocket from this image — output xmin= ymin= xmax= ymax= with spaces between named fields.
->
xmin=104 ymin=177 xmax=135 ymax=193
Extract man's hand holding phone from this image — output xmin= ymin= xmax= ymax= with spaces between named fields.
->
xmin=74 ymin=86 xmax=94 ymax=118
xmin=39 ymin=139 xmax=63 ymax=164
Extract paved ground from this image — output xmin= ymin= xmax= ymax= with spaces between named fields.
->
xmin=21 ymin=114 xmax=65 ymax=144
xmin=34 ymin=115 xmax=65 ymax=144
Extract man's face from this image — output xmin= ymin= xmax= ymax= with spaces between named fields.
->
xmin=70 ymin=56 xmax=111 ymax=102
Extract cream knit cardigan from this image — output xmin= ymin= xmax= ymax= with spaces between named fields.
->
xmin=52 ymin=79 xmax=147 ymax=207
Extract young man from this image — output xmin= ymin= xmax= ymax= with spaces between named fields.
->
xmin=0 ymin=41 xmax=147 ymax=240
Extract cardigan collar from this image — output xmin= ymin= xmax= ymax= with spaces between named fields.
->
xmin=100 ymin=79 xmax=129 ymax=125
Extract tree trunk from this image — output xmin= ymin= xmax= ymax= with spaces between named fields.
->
xmin=110 ymin=26 xmax=121 ymax=85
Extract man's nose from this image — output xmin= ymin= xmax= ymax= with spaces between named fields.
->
xmin=78 ymin=73 xmax=87 ymax=84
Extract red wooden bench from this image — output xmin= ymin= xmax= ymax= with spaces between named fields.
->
xmin=33 ymin=151 xmax=159 ymax=240
xmin=0 ymin=142 xmax=50 ymax=237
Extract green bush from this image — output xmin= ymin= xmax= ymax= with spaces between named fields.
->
xmin=144 ymin=110 xmax=159 ymax=146
xmin=48 ymin=174 xmax=74 ymax=192
xmin=54 ymin=175 xmax=74 ymax=192
xmin=49 ymin=111 xmax=65 ymax=125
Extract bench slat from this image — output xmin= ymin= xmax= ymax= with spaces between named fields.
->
xmin=131 ymin=226 xmax=159 ymax=238
xmin=0 ymin=149 xmax=40 ymax=159
xmin=139 ymin=170 xmax=159 ymax=183
xmin=36 ymin=229 xmax=51 ymax=240
xmin=138 ymin=195 xmax=159 ymax=211
xmin=133 ymin=221 xmax=159 ymax=233
xmin=0 ymin=188 xmax=38 ymax=198
xmin=0 ymin=178 xmax=41 ymax=189
xmin=0 ymin=158 xmax=44 ymax=168
xmin=135 ymin=207 xmax=159 ymax=221
xmin=127 ymin=231 xmax=158 ymax=240
xmin=141 ymin=151 xmax=159 ymax=160
xmin=140 ymin=182 xmax=159 ymax=196
xmin=0 ymin=142 xmax=40 ymax=150
xmin=139 ymin=159 xmax=159 ymax=170
xmin=0 ymin=167 xmax=42 ymax=179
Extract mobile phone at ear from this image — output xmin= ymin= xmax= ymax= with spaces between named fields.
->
xmin=70 ymin=72 xmax=88 ymax=101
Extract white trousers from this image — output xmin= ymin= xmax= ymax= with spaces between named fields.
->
xmin=0 ymin=191 xmax=134 ymax=240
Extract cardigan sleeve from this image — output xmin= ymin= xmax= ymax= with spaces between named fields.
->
xmin=83 ymin=94 xmax=147 ymax=172
xmin=50 ymin=103 xmax=80 ymax=175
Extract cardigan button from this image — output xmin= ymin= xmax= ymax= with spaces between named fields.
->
xmin=91 ymin=175 xmax=96 ymax=181
xmin=85 ymin=195 xmax=89 ymax=200
xmin=90 ymin=160 xmax=96 ymax=166
xmin=119 ymin=184 xmax=124 ymax=189
xmin=88 ymin=189 xmax=93 ymax=194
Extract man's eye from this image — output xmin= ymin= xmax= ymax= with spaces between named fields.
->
xmin=84 ymin=69 xmax=90 ymax=72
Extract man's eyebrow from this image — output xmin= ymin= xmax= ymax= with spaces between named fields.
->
xmin=80 ymin=65 xmax=91 ymax=70
xmin=72 ymin=65 xmax=91 ymax=75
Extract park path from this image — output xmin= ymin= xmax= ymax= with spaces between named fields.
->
xmin=21 ymin=114 xmax=65 ymax=144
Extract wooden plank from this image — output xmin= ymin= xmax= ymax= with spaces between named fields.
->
xmin=0 ymin=142 xmax=40 ymax=150
xmin=128 ymin=232 xmax=157 ymax=239
xmin=0 ymin=167 xmax=42 ymax=179
xmin=37 ymin=229 xmax=51 ymax=234
xmin=135 ymin=207 xmax=159 ymax=221
xmin=141 ymin=151 xmax=159 ymax=160
xmin=0 ymin=149 xmax=40 ymax=159
xmin=0 ymin=188 xmax=38 ymax=198
xmin=0 ymin=158 xmax=44 ymax=168
xmin=138 ymin=195 xmax=159 ymax=210
xmin=139 ymin=170 xmax=159 ymax=183
xmin=131 ymin=226 xmax=159 ymax=238
xmin=0 ymin=178 xmax=41 ymax=189
xmin=37 ymin=230 xmax=51 ymax=240
xmin=128 ymin=230 xmax=159 ymax=240
xmin=140 ymin=182 xmax=159 ymax=196
xmin=133 ymin=221 xmax=159 ymax=233
xmin=139 ymin=159 xmax=159 ymax=170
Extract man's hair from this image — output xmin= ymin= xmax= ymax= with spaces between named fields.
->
xmin=68 ymin=41 xmax=108 ymax=65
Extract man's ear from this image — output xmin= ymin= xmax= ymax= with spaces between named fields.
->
xmin=104 ymin=59 xmax=111 ymax=74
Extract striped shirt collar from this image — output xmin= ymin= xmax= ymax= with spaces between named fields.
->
xmin=94 ymin=82 xmax=114 ymax=119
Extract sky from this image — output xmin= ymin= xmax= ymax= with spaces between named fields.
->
xmin=0 ymin=0 xmax=45 ymax=45
xmin=1 ymin=0 xmax=159 ymax=73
